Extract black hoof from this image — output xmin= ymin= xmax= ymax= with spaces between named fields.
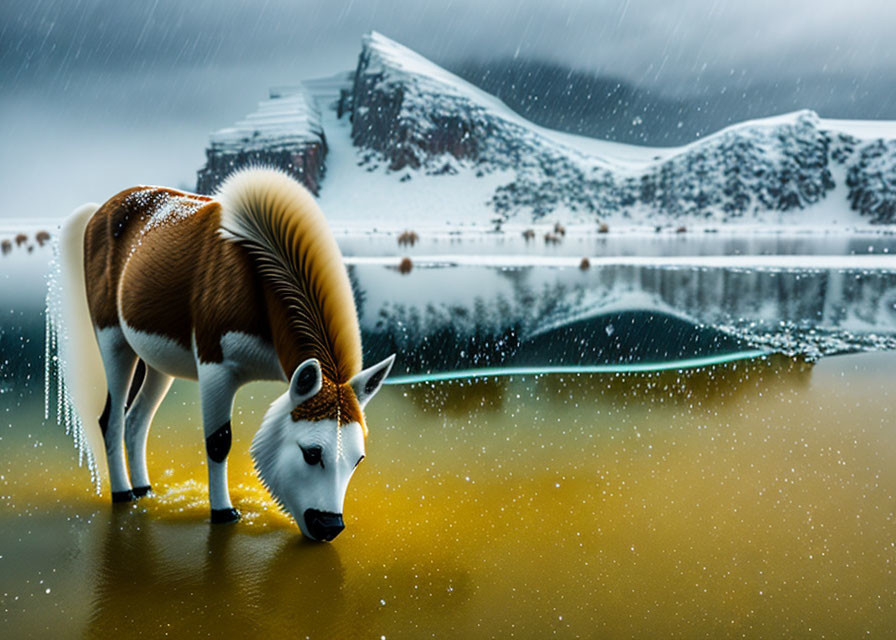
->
xmin=132 ymin=485 xmax=152 ymax=498
xmin=211 ymin=508 xmax=241 ymax=524
xmin=111 ymin=489 xmax=136 ymax=503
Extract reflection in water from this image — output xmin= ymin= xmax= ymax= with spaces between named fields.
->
xmin=258 ymin=539 xmax=348 ymax=637
xmin=334 ymin=231 xmax=896 ymax=259
xmin=406 ymin=354 xmax=812 ymax=415
xmin=1 ymin=353 xmax=895 ymax=636
xmin=86 ymin=509 xmax=347 ymax=638
xmin=4 ymin=246 xmax=896 ymax=391
xmin=356 ymin=262 xmax=896 ymax=374
xmin=406 ymin=376 xmax=509 ymax=417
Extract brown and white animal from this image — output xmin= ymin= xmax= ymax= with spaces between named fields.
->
xmin=50 ymin=168 xmax=394 ymax=541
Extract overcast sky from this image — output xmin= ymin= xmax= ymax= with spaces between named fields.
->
xmin=2 ymin=0 xmax=894 ymax=219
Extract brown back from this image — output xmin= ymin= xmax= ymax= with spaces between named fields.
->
xmin=84 ymin=180 xmax=364 ymax=429
xmin=84 ymin=186 xmax=273 ymax=365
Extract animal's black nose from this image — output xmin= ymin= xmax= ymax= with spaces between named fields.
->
xmin=304 ymin=509 xmax=345 ymax=542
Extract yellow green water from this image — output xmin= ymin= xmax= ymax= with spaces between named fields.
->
xmin=1 ymin=353 xmax=895 ymax=637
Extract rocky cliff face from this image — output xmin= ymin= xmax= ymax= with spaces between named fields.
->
xmin=487 ymin=111 xmax=838 ymax=223
xmin=196 ymin=86 xmax=327 ymax=195
xmin=344 ymin=32 xmax=896 ymax=225
xmin=349 ymin=35 xmax=481 ymax=172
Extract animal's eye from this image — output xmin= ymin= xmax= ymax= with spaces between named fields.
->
xmin=354 ymin=455 xmax=365 ymax=469
xmin=300 ymin=445 xmax=323 ymax=467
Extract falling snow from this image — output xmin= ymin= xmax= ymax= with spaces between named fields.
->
xmin=3 ymin=1 xmax=896 ymax=636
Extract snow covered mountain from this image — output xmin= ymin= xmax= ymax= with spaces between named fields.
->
xmin=198 ymin=32 xmax=896 ymax=228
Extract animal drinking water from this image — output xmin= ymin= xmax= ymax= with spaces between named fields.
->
xmin=46 ymin=168 xmax=395 ymax=541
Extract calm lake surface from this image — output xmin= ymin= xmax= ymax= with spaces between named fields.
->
xmin=333 ymin=229 xmax=896 ymax=259
xmin=1 ymin=352 xmax=894 ymax=638
xmin=1 ymin=226 xmax=896 ymax=637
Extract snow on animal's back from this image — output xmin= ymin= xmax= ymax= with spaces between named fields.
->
xmin=81 ymin=187 xmax=244 ymax=378
xmin=100 ymin=188 xmax=260 ymax=366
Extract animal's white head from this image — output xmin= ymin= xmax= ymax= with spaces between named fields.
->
xmin=251 ymin=354 xmax=395 ymax=541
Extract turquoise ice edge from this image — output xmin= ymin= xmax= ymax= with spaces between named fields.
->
xmin=385 ymin=349 xmax=771 ymax=385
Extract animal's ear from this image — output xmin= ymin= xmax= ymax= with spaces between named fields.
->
xmin=349 ymin=354 xmax=396 ymax=409
xmin=289 ymin=358 xmax=322 ymax=406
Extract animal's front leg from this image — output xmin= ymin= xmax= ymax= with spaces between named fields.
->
xmin=198 ymin=365 xmax=241 ymax=524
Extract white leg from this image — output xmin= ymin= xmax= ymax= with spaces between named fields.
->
xmin=96 ymin=327 xmax=139 ymax=502
xmin=124 ymin=363 xmax=173 ymax=494
xmin=198 ymin=364 xmax=241 ymax=523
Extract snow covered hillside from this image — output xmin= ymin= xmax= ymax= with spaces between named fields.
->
xmin=198 ymin=32 xmax=896 ymax=229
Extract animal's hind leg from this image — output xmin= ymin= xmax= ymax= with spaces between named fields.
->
xmin=124 ymin=362 xmax=173 ymax=497
xmin=96 ymin=327 xmax=139 ymax=502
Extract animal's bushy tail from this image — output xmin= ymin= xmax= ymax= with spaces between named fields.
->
xmin=45 ymin=203 xmax=107 ymax=493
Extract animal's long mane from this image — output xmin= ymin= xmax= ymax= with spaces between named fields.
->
xmin=216 ymin=167 xmax=362 ymax=383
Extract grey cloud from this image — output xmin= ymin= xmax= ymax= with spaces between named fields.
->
xmin=3 ymin=0 xmax=895 ymax=90
xmin=1 ymin=0 xmax=894 ymax=219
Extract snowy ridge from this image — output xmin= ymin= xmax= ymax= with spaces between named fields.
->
xmin=342 ymin=32 xmax=896 ymax=226
xmin=196 ymin=84 xmax=327 ymax=195
xmin=208 ymin=88 xmax=323 ymax=153
xmin=297 ymin=72 xmax=355 ymax=105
